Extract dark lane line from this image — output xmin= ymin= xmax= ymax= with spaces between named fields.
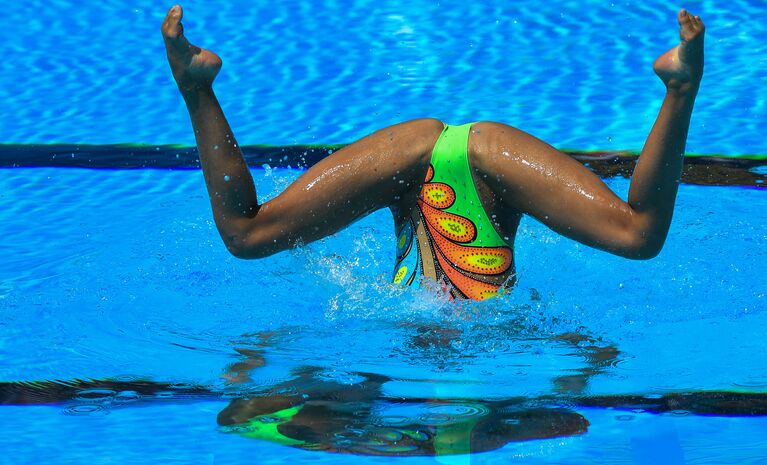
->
xmin=1 ymin=144 xmax=765 ymax=187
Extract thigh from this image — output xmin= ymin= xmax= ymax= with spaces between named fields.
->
xmin=470 ymin=122 xmax=640 ymax=256
xmin=243 ymin=118 xmax=444 ymax=254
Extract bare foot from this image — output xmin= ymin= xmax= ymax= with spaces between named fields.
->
xmin=161 ymin=5 xmax=222 ymax=92
xmin=653 ymin=9 xmax=705 ymax=94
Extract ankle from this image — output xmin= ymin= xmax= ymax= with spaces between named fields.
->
xmin=665 ymin=80 xmax=699 ymax=98
xmin=180 ymin=83 xmax=214 ymax=99
xmin=180 ymin=85 xmax=217 ymax=112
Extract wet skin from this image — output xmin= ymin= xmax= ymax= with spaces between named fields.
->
xmin=161 ymin=6 xmax=704 ymax=297
xmin=156 ymin=6 xmax=703 ymax=453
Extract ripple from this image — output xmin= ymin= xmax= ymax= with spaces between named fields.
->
xmin=372 ymin=415 xmax=411 ymax=427
xmin=111 ymin=374 xmax=142 ymax=382
xmin=425 ymin=403 xmax=490 ymax=419
xmin=62 ymin=404 xmax=108 ymax=415
xmin=417 ymin=413 xmax=453 ymax=425
xmin=0 ymin=0 xmax=764 ymax=155
xmin=74 ymin=389 xmax=116 ymax=402
xmin=113 ymin=391 xmax=142 ymax=403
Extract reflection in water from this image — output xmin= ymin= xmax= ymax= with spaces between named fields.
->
xmin=5 ymin=369 xmax=767 ymax=457
xmin=215 ymin=367 xmax=588 ymax=456
xmin=0 ymin=329 xmax=685 ymax=456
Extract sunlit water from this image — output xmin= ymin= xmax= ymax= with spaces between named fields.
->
xmin=1 ymin=167 xmax=766 ymax=463
xmin=1 ymin=0 xmax=766 ymax=155
xmin=2 ymin=0 xmax=767 ymax=462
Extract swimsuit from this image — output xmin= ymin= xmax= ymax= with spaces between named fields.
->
xmin=238 ymin=405 xmax=306 ymax=446
xmin=392 ymin=122 xmax=514 ymax=300
xmin=231 ymin=401 xmax=483 ymax=456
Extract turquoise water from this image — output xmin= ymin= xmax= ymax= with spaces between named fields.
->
xmin=1 ymin=168 xmax=766 ymax=463
xmin=1 ymin=0 xmax=765 ymax=154
xmin=2 ymin=0 xmax=767 ymax=463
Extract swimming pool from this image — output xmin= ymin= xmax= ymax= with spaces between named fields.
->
xmin=2 ymin=0 xmax=766 ymax=463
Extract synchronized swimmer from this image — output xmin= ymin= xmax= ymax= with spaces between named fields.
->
xmin=161 ymin=5 xmax=705 ymax=301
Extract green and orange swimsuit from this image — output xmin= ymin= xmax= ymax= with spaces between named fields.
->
xmin=393 ymin=122 xmax=515 ymax=301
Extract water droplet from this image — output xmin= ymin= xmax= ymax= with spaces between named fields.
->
xmin=224 ymin=175 xmax=231 ymax=182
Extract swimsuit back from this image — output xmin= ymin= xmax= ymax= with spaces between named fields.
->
xmin=393 ymin=123 xmax=514 ymax=300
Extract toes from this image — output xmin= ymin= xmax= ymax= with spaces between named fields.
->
xmin=161 ymin=4 xmax=183 ymax=37
xmin=677 ymin=9 xmax=705 ymax=41
xmin=167 ymin=4 xmax=182 ymax=20
xmin=685 ymin=13 xmax=705 ymax=37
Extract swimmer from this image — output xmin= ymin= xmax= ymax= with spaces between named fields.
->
xmin=161 ymin=6 xmax=705 ymax=301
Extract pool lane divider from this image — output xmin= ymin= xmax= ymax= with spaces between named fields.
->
xmin=3 ymin=378 xmax=767 ymax=417
xmin=0 ymin=143 xmax=765 ymax=188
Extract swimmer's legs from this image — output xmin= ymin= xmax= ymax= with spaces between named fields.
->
xmin=474 ymin=10 xmax=705 ymax=259
xmin=630 ymin=9 xmax=705 ymax=246
xmin=162 ymin=5 xmax=257 ymax=254
xmin=162 ymin=5 xmax=443 ymax=258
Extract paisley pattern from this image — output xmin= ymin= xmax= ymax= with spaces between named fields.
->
xmin=392 ymin=123 xmax=514 ymax=301
xmin=392 ymin=218 xmax=420 ymax=286
xmin=417 ymin=165 xmax=513 ymax=300
xmin=418 ymin=201 xmax=476 ymax=243
xmin=426 ymin=227 xmax=512 ymax=276
xmin=421 ymin=183 xmax=456 ymax=209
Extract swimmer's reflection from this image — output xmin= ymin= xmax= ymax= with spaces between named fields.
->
xmin=208 ymin=326 xmax=621 ymax=455
xmin=216 ymin=366 xmax=588 ymax=456
xmin=217 ymin=333 xmax=590 ymax=455
xmin=6 ymin=369 xmax=767 ymax=457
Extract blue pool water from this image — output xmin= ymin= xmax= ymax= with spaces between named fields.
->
xmin=1 ymin=0 xmax=767 ymax=463
xmin=2 ymin=169 xmax=766 ymax=463
xmin=2 ymin=0 xmax=766 ymax=154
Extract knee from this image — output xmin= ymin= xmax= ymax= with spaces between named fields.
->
xmin=220 ymin=222 xmax=279 ymax=260
xmin=622 ymin=229 xmax=665 ymax=260
xmin=225 ymin=236 xmax=276 ymax=260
